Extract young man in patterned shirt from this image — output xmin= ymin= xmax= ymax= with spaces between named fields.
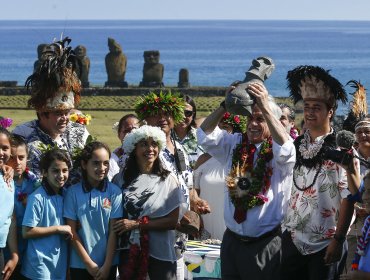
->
xmin=282 ymin=66 xmax=361 ymax=280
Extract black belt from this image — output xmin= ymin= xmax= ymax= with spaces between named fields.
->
xmin=227 ymin=226 xmax=281 ymax=243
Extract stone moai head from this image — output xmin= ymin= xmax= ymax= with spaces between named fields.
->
xmin=108 ymin=38 xmax=122 ymax=54
xmin=144 ymin=50 xmax=160 ymax=64
xmin=74 ymin=45 xmax=87 ymax=58
xmin=225 ymin=56 xmax=275 ymax=116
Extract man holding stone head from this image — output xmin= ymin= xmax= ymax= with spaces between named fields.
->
xmin=197 ymin=58 xmax=296 ymax=279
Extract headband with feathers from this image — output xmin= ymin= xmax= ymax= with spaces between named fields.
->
xmin=286 ymin=65 xmax=347 ymax=108
xmin=343 ymin=80 xmax=368 ymax=132
xmin=25 ymin=37 xmax=81 ymax=112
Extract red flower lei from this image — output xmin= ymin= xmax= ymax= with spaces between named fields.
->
xmin=227 ymin=134 xmax=274 ymax=210
xmin=121 ymin=216 xmax=150 ymax=280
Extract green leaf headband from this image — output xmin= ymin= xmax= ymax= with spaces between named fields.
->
xmin=135 ymin=91 xmax=186 ymax=125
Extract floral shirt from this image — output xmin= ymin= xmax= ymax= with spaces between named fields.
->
xmin=18 ymin=120 xmax=89 ymax=186
xmin=173 ymin=127 xmax=204 ymax=169
xmin=283 ymin=129 xmax=351 ymax=255
xmin=160 ymin=141 xmax=192 ymax=254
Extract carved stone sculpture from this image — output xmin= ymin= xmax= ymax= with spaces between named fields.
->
xmin=225 ymin=56 xmax=275 ymax=116
xmin=178 ymin=68 xmax=190 ymax=88
xmin=74 ymin=45 xmax=90 ymax=88
xmin=105 ymin=38 xmax=128 ymax=87
xmin=140 ymin=50 xmax=164 ymax=87
xmin=33 ymin=44 xmax=47 ymax=72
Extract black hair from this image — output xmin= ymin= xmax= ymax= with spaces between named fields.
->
xmin=183 ymin=95 xmax=197 ymax=128
xmin=117 ymin=114 xmax=139 ymax=133
xmin=79 ymin=141 xmax=111 ymax=181
xmin=39 ymin=148 xmax=71 ymax=175
xmin=10 ymin=134 xmax=28 ymax=155
xmin=0 ymin=127 xmax=11 ymax=140
xmin=122 ymin=150 xmax=170 ymax=188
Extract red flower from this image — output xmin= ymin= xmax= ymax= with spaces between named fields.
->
xmin=223 ymin=112 xmax=231 ymax=119
xmin=233 ymin=115 xmax=240 ymax=123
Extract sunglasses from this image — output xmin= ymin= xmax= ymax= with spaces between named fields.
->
xmin=184 ymin=110 xmax=194 ymax=117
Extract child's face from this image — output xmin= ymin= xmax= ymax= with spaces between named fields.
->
xmin=43 ymin=159 xmax=69 ymax=190
xmin=81 ymin=148 xmax=109 ymax=187
xmin=8 ymin=145 xmax=27 ymax=177
xmin=0 ymin=133 xmax=11 ymax=168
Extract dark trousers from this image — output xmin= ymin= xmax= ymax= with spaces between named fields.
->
xmin=70 ymin=266 xmax=117 ymax=280
xmin=119 ymin=250 xmax=177 ymax=280
xmin=281 ymin=230 xmax=341 ymax=280
xmin=0 ymin=248 xmax=4 ymax=280
xmin=221 ymin=228 xmax=282 ymax=280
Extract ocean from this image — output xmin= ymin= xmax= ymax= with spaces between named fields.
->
xmin=1 ymin=20 xmax=370 ymax=114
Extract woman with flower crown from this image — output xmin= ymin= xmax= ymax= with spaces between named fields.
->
xmin=112 ymin=125 xmax=187 ymax=280
xmin=197 ymin=82 xmax=296 ymax=280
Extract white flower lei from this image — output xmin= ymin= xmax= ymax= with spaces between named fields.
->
xmin=298 ymin=130 xmax=325 ymax=159
xmin=122 ymin=125 xmax=167 ymax=154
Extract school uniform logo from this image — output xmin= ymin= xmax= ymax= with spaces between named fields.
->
xmin=102 ymin=198 xmax=111 ymax=209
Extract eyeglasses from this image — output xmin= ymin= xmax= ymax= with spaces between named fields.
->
xmin=184 ymin=110 xmax=194 ymax=118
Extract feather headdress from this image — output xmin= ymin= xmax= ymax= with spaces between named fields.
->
xmin=286 ymin=65 xmax=347 ymax=109
xmin=343 ymin=80 xmax=368 ymax=132
xmin=25 ymin=37 xmax=81 ymax=112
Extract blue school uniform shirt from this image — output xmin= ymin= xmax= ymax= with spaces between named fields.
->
xmin=0 ymin=174 xmax=14 ymax=248
xmin=64 ymin=179 xmax=123 ymax=269
xmin=13 ymin=172 xmax=39 ymax=259
xmin=21 ymin=184 xmax=67 ymax=280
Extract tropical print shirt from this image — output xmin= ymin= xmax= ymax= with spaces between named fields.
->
xmin=173 ymin=127 xmax=204 ymax=169
xmin=283 ymin=129 xmax=351 ymax=255
xmin=21 ymin=120 xmax=89 ymax=186
xmin=160 ymin=141 xmax=192 ymax=254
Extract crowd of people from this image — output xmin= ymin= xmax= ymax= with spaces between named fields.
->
xmin=0 ymin=37 xmax=370 ymax=280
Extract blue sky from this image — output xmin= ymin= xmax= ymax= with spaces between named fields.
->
xmin=3 ymin=0 xmax=370 ymax=20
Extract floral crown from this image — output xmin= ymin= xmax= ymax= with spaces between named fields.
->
xmin=70 ymin=111 xmax=91 ymax=125
xmin=222 ymin=112 xmax=247 ymax=133
xmin=135 ymin=91 xmax=186 ymax=125
xmin=122 ymin=125 xmax=166 ymax=155
xmin=0 ymin=117 xmax=13 ymax=129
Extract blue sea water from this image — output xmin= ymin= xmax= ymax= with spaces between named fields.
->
xmin=1 ymin=20 xmax=370 ymax=114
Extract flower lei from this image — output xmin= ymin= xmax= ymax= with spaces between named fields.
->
xmin=222 ymin=112 xmax=247 ymax=133
xmin=0 ymin=117 xmax=13 ymax=129
xmin=16 ymin=167 xmax=41 ymax=202
xmin=69 ymin=112 xmax=91 ymax=125
xmin=226 ymin=134 xmax=273 ymax=210
xmin=135 ymin=91 xmax=186 ymax=125
xmin=122 ymin=216 xmax=150 ymax=280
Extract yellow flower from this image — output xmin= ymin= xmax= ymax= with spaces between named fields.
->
xmin=70 ymin=113 xmax=78 ymax=122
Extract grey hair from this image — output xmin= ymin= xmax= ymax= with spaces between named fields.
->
xmin=267 ymin=95 xmax=282 ymax=120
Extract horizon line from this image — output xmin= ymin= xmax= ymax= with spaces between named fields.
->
xmin=2 ymin=18 xmax=370 ymax=22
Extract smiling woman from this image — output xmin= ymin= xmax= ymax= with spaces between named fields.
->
xmin=112 ymin=125 xmax=187 ymax=280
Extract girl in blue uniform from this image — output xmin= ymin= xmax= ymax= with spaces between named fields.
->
xmin=21 ymin=149 xmax=72 ymax=280
xmin=5 ymin=134 xmax=39 ymax=279
xmin=64 ymin=141 xmax=122 ymax=280
xmin=0 ymin=127 xmax=18 ymax=280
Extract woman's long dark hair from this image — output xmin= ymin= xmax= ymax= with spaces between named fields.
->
xmin=183 ymin=95 xmax=197 ymax=129
xmin=122 ymin=149 xmax=170 ymax=188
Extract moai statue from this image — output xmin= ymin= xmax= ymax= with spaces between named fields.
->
xmin=225 ymin=56 xmax=275 ymax=116
xmin=139 ymin=50 xmax=164 ymax=87
xmin=33 ymin=44 xmax=48 ymax=72
xmin=178 ymin=68 xmax=190 ymax=88
xmin=105 ymin=38 xmax=128 ymax=87
xmin=74 ymin=45 xmax=90 ymax=88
